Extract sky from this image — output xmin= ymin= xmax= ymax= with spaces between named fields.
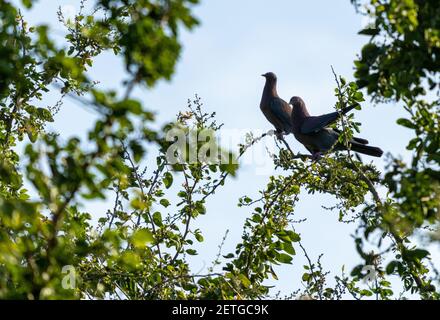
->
xmin=16 ymin=0 xmax=433 ymax=298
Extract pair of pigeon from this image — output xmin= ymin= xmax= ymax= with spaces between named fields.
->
xmin=260 ymin=72 xmax=383 ymax=158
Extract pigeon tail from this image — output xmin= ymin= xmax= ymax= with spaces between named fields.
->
xmin=350 ymin=142 xmax=383 ymax=157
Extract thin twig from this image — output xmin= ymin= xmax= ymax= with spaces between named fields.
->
xmin=121 ymin=141 xmax=164 ymax=264
xmin=298 ymin=240 xmax=323 ymax=300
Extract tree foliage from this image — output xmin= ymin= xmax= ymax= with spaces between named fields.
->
xmin=0 ymin=0 xmax=438 ymax=299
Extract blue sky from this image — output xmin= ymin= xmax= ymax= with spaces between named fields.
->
xmin=17 ymin=0 xmax=430 ymax=297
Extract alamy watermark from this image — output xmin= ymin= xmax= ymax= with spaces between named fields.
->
xmin=362 ymin=265 xmax=378 ymax=283
xmin=164 ymin=126 xmax=284 ymax=176
xmin=61 ymin=265 xmax=76 ymax=290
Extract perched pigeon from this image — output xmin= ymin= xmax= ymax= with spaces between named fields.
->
xmin=290 ymin=96 xmax=383 ymax=158
xmin=260 ymin=72 xmax=293 ymax=137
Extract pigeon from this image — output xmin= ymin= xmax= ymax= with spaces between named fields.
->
xmin=290 ymin=96 xmax=383 ymax=158
xmin=260 ymin=72 xmax=293 ymax=137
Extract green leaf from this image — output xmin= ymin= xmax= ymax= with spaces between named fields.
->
xmin=283 ymin=242 xmax=296 ymax=255
xmin=129 ymin=140 xmax=145 ymax=163
xmin=360 ymin=289 xmax=373 ymax=297
xmin=270 ymin=267 xmax=278 ymax=280
xmin=340 ymin=76 xmax=346 ymax=86
xmin=275 ymin=231 xmax=291 ymax=242
xmin=396 ymin=118 xmax=416 ymax=129
xmin=194 ymin=201 xmax=206 ymax=215
xmin=238 ymin=274 xmax=251 ymax=288
xmin=243 ymin=196 xmax=252 ymax=204
xmin=186 ymin=249 xmax=197 ymax=255
xmin=427 ymin=154 xmax=440 ymax=164
xmin=163 ymin=172 xmax=173 ymax=189
xmin=287 ymin=231 xmax=301 ymax=242
xmin=358 ymin=28 xmax=379 ymax=36
xmin=194 ymin=231 xmax=204 ymax=242
xmin=25 ymin=123 xmax=38 ymax=143
xmin=121 ymin=251 xmax=141 ymax=270
xmin=159 ymin=198 xmax=170 ymax=208
xmin=409 ymin=249 xmax=430 ymax=260
xmin=131 ymin=198 xmax=147 ymax=210
xmin=277 ymin=253 xmax=293 ymax=264
xmin=36 ymin=107 xmax=54 ymax=122
xmin=407 ymin=138 xmax=420 ymax=150
xmin=22 ymin=0 xmax=33 ymax=8
xmin=131 ymin=228 xmax=154 ymax=248
xmin=152 ymin=211 xmax=163 ymax=226
xmin=178 ymin=191 xmax=187 ymax=198
xmin=353 ymin=91 xmax=365 ymax=102
xmin=113 ymin=99 xmax=142 ymax=115
xmin=252 ymin=214 xmax=262 ymax=223
xmin=386 ymin=261 xmax=398 ymax=274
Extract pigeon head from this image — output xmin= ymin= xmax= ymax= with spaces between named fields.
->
xmin=289 ymin=96 xmax=309 ymax=117
xmin=289 ymin=96 xmax=306 ymax=107
xmin=261 ymin=72 xmax=277 ymax=82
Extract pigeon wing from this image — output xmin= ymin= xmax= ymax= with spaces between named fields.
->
xmin=270 ymin=98 xmax=293 ymax=132
xmin=300 ymin=104 xmax=357 ymax=134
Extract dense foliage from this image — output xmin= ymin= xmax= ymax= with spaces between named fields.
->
xmin=0 ymin=0 xmax=438 ymax=299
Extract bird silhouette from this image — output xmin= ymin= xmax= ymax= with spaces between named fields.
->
xmin=290 ymin=96 xmax=383 ymax=158
xmin=260 ymin=72 xmax=292 ymax=138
